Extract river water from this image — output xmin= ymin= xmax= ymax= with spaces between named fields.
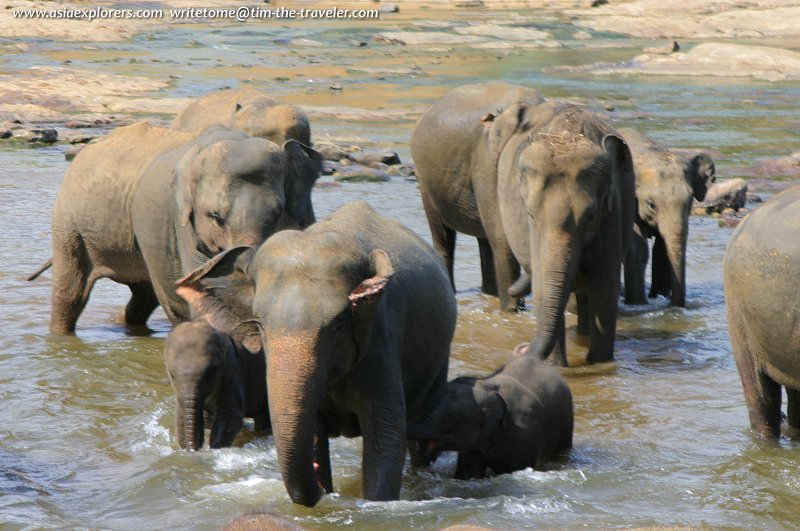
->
xmin=2 ymin=6 xmax=800 ymax=530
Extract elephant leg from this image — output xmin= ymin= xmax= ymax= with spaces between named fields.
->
xmin=408 ymin=440 xmax=433 ymax=468
xmin=122 ymin=281 xmax=159 ymax=326
xmin=728 ymin=323 xmax=781 ymax=437
xmin=477 ymin=237 xmax=498 ymax=296
xmin=624 ymin=232 xmax=649 ymax=305
xmin=359 ymin=387 xmax=406 ymax=501
xmin=314 ymin=420 xmax=333 ymax=494
xmin=576 ymin=292 xmax=590 ymax=336
xmin=787 ymin=389 xmax=800 ymax=430
xmin=585 ymin=263 xmax=621 ymax=364
xmin=455 ymin=450 xmax=488 ymax=479
xmin=479 ymin=220 xmax=523 ymax=312
xmin=649 ymin=235 xmax=671 ymax=299
xmin=421 ymin=189 xmax=456 ymax=289
xmin=50 ymin=235 xmax=95 ymax=333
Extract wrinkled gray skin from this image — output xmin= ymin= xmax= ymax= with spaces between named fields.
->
xmin=176 ymin=201 xmax=456 ymax=507
xmin=165 ymin=320 xmax=269 ymax=450
xmin=412 ymin=82 xmax=545 ymax=311
xmin=49 ymin=121 xmax=320 ymax=332
xmin=493 ymin=99 xmax=636 ymax=366
xmin=620 ymin=127 xmax=716 ymax=307
xmin=724 ymin=185 xmax=800 ymax=438
xmin=408 ymin=354 xmax=573 ymax=479
xmin=172 ymin=86 xmax=311 ymax=145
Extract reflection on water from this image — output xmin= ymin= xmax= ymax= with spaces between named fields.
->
xmin=2 ymin=9 xmax=800 ymax=530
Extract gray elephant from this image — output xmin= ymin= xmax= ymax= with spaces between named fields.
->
xmin=165 ymin=320 xmax=269 ymax=450
xmin=48 ymin=121 xmax=320 ymax=332
xmin=724 ymin=185 xmax=800 ymax=438
xmin=495 ymin=101 xmax=635 ymax=366
xmin=620 ymin=127 xmax=716 ymax=307
xmin=408 ymin=352 xmax=573 ymax=479
xmin=416 ymin=84 xmax=635 ymax=366
xmin=412 ymin=82 xmax=545 ymax=311
xmin=175 ymin=201 xmax=456 ymax=506
xmin=172 ymin=86 xmax=311 ymax=145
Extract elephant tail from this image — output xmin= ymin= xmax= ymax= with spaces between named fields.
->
xmin=26 ymin=258 xmax=52 ymax=281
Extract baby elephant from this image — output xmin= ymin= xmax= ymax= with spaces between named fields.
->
xmin=408 ymin=353 xmax=573 ymax=479
xmin=165 ymin=321 xmax=269 ymax=450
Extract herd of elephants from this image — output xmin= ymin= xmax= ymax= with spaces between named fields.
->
xmin=31 ymin=81 xmax=800 ymax=513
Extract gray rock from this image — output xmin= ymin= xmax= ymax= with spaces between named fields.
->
xmin=0 ymin=129 xmax=12 ymax=139
xmin=700 ymin=178 xmax=748 ymax=213
xmin=313 ymin=141 xmax=350 ymax=161
xmin=455 ymin=0 xmax=484 ymax=7
xmin=379 ymin=3 xmax=399 ymax=13
xmin=65 ymin=144 xmax=87 ymax=161
xmin=333 ymin=165 xmax=392 ymax=183
xmin=347 ymin=150 xmax=400 ymax=166
xmin=25 ymin=129 xmax=58 ymax=143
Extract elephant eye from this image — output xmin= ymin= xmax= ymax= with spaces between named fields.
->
xmin=207 ymin=211 xmax=225 ymax=226
xmin=646 ymin=199 xmax=656 ymax=211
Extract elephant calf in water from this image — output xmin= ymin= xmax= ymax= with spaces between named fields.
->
xmin=165 ymin=321 xmax=269 ymax=450
xmin=619 ymin=127 xmax=716 ymax=307
xmin=408 ymin=349 xmax=573 ymax=479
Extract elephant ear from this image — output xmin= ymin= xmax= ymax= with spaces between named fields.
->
xmin=282 ymin=140 xmax=322 ymax=229
xmin=176 ymin=145 xmax=202 ymax=228
xmin=348 ymin=250 xmax=395 ymax=362
xmin=602 ymin=134 xmax=635 ymax=212
xmin=483 ymin=103 xmax=532 ymax=159
xmin=348 ymin=249 xmax=395 ymax=310
xmin=175 ymin=245 xmax=262 ymax=353
xmin=480 ymin=391 xmax=508 ymax=440
xmin=690 ymin=152 xmax=716 ymax=202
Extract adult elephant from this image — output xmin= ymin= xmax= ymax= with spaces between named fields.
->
xmin=412 ymin=82 xmax=544 ymax=311
xmin=176 ymin=201 xmax=456 ymax=506
xmin=724 ymin=185 xmax=800 ymax=438
xmin=620 ymin=127 xmax=716 ymax=307
xmin=172 ymin=86 xmax=311 ymax=145
xmin=495 ymin=100 xmax=635 ymax=366
xmin=48 ymin=121 xmax=320 ymax=332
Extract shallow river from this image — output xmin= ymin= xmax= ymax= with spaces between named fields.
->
xmin=2 ymin=6 xmax=800 ymax=530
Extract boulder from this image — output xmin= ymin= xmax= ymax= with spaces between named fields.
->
xmin=333 ymin=165 xmax=392 ymax=183
xmin=347 ymin=150 xmax=401 ymax=166
xmin=699 ymin=178 xmax=748 ymax=213
xmin=313 ymin=141 xmax=350 ymax=161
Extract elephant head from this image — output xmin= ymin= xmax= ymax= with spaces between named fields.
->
xmin=165 ymin=320 xmax=264 ymax=450
xmin=232 ymin=98 xmax=311 ymax=146
xmin=622 ymin=127 xmax=717 ymax=306
xmin=491 ymin=101 xmax=635 ymax=364
xmin=175 ymin=234 xmax=396 ymax=506
xmin=407 ymin=377 xmax=506 ymax=460
xmin=175 ymin=135 xmax=321 ymax=256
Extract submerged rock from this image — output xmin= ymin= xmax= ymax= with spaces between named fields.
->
xmin=333 ymin=165 xmax=392 ymax=183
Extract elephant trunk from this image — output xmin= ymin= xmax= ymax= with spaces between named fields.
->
xmin=526 ymin=231 xmax=577 ymax=362
xmin=177 ymin=390 xmax=205 ymax=451
xmin=267 ymin=331 xmax=326 ymax=507
xmin=664 ymin=226 xmax=688 ymax=307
